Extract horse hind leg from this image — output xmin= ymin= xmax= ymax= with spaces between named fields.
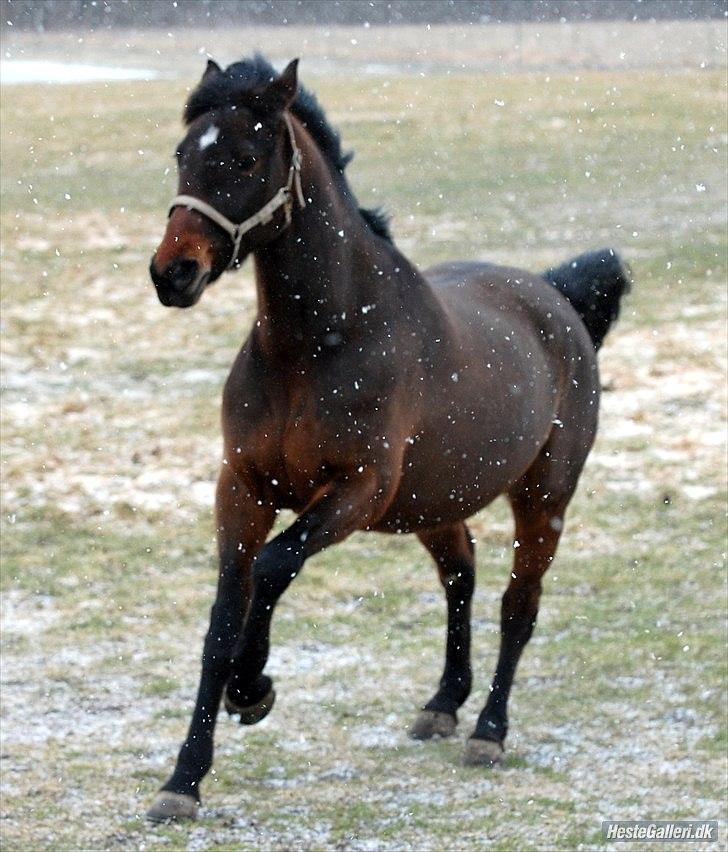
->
xmin=465 ymin=424 xmax=592 ymax=767
xmin=410 ymin=522 xmax=475 ymax=740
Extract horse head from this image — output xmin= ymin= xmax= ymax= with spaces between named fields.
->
xmin=150 ymin=58 xmax=301 ymax=307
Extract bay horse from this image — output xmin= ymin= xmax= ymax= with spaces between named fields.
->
xmin=147 ymin=56 xmax=630 ymax=821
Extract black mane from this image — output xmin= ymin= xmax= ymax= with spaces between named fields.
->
xmin=184 ymin=54 xmax=392 ymax=243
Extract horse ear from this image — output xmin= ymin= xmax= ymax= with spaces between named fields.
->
xmin=202 ymin=58 xmax=222 ymax=82
xmin=264 ymin=59 xmax=299 ymax=111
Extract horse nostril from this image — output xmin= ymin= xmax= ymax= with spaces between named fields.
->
xmin=165 ymin=258 xmax=200 ymax=290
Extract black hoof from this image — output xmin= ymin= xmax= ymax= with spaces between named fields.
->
xmin=409 ymin=709 xmax=457 ymax=740
xmin=463 ymin=737 xmax=505 ymax=767
xmin=224 ymin=675 xmax=276 ymax=725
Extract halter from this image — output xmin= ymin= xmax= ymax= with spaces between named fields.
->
xmin=168 ymin=113 xmax=306 ymax=269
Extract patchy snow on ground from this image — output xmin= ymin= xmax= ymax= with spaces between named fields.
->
xmin=0 ymin=60 xmax=159 ymax=85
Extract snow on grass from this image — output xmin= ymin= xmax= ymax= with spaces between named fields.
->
xmin=0 ymin=60 xmax=159 ymax=85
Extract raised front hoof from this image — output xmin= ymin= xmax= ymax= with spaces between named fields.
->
xmin=146 ymin=791 xmax=199 ymax=823
xmin=224 ymin=685 xmax=276 ymax=725
xmin=463 ymin=737 xmax=505 ymax=768
xmin=409 ymin=709 xmax=457 ymax=740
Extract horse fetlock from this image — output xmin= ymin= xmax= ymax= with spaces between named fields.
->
xmin=224 ymin=673 xmax=276 ymax=725
xmin=444 ymin=671 xmax=472 ymax=705
xmin=425 ymin=676 xmax=471 ymax=716
xmin=146 ymin=791 xmax=199 ymax=822
xmin=474 ymin=713 xmax=507 ymax=743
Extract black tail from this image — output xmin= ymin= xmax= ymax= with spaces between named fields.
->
xmin=543 ymin=248 xmax=631 ymax=350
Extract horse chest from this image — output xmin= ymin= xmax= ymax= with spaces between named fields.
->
xmin=223 ymin=389 xmax=377 ymax=510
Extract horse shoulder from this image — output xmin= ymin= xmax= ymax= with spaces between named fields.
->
xmin=220 ymin=341 xmax=283 ymax=458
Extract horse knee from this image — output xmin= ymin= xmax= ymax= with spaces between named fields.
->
xmin=252 ymin=538 xmax=304 ymax=600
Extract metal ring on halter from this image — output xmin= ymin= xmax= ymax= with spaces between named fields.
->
xmin=168 ymin=113 xmax=305 ymax=269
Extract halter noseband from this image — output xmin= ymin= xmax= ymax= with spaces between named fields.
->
xmin=168 ymin=113 xmax=306 ymax=269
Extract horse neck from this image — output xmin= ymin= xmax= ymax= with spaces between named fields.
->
xmin=252 ymin=120 xmax=394 ymax=356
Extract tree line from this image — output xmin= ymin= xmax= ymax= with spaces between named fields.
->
xmin=2 ymin=0 xmax=724 ymax=31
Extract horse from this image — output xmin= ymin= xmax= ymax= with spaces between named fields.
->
xmin=146 ymin=55 xmax=630 ymax=821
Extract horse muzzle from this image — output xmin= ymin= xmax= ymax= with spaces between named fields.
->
xmin=149 ymin=257 xmax=211 ymax=308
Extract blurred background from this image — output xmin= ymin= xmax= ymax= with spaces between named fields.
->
xmin=2 ymin=0 xmax=726 ymax=29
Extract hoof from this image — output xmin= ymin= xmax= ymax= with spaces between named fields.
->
xmin=409 ymin=709 xmax=457 ymax=740
xmin=224 ymin=686 xmax=276 ymax=725
xmin=146 ymin=791 xmax=199 ymax=822
xmin=464 ymin=737 xmax=505 ymax=767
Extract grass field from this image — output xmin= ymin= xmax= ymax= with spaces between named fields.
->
xmin=1 ymin=22 xmax=726 ymax=852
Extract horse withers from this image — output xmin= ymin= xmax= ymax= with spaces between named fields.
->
xmin=146 ymin=56 xmax=630 ymax=821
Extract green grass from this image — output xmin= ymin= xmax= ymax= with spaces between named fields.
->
xmin=1 ymin=27 xmax=726 ymax=852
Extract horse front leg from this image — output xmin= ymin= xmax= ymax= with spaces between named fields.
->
xmin=147 ymin=467 xmax=274 ymax=821
xmin=223 ymin=471 xmax=382 ymax=721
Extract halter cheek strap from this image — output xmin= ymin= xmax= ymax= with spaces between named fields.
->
xmin=168 ymin=113 xmax=306 ymax=269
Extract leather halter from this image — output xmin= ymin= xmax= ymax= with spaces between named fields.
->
xmin=168 ymin=113 xmax=306 ymax=269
